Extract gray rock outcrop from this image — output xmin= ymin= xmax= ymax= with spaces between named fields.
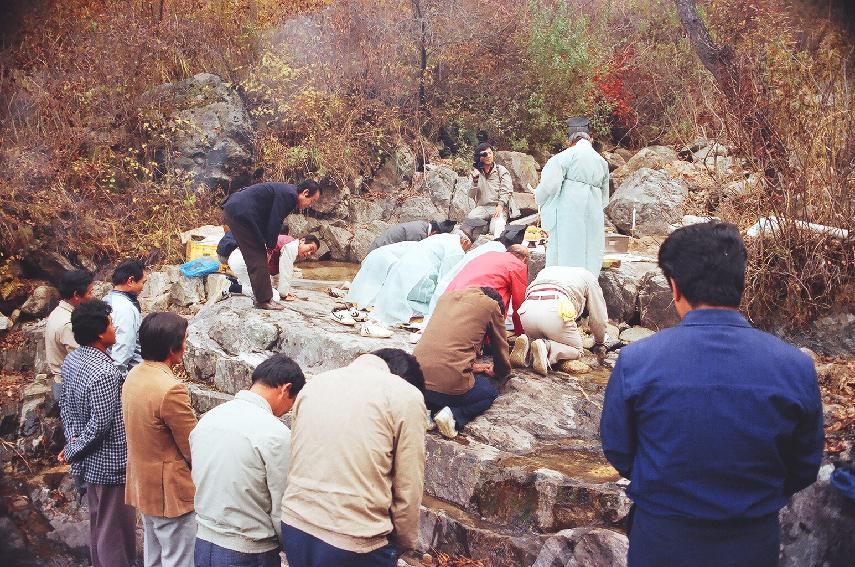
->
xmin=495 ymin=150 xmax=540 ymax=193
xmin=606 ymin=168 xmax=689 ymax=237
xmin=139 ymin=73 xmax=253 ymax=190
xmin=20 ymin=285 xmax=60 ymax=319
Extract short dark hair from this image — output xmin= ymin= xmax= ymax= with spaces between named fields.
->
xmin=111 ymin=259 xmax=146 ymax=285
xmin=139 ymin=312 xmax=188 ymax=362
xmin=58 ymin=270 xmax=94 ymax=300
xmin=71 ymin=299 xmax=112 ymax=346
xmin=280 ymin=222 xmax=290 ymax=235
xmin=251 ymin=354 xmax=306 ymax=397
xmin=302 ymin=234 xmax=321 ymax=248
xmin=658 ymin=221 xmax=747 ymax=308
xmin=480 ymin=286 xmax=506 ymax=315
xmin=435 ymin=220 xmax=456 ymax=234
xmin=371 ymin=348 xmax=425 ymax=393
xmin=297 ymin=179 xmax=322 ymax=197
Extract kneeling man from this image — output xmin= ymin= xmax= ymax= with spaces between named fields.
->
xmin=414 ymin=287 xmax=511 ymax=438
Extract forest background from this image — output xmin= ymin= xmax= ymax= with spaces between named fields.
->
xmin=0 ymin=0 xmax=853 ymax=329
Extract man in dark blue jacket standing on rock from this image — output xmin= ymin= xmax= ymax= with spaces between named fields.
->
xmin=222 ymin=180 xmax=321 ymax=310
xmin=600 ymin=221 xmax=823 ymax=567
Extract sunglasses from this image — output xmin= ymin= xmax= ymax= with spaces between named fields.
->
xmin=479 ymin=151 xmax=490 ymax=158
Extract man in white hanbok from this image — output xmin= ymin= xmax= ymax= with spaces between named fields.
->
xmin=370 ymin=232 xmax=471 ymax=326
xmin=535 ymin=118 xmax=610 ymax=275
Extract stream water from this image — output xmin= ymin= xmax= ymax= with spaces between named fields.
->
xmin=298 ymin=260 xmax=360 ymax=281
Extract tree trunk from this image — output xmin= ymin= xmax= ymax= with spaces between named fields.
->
xmin=674 ymin=0 xmax=736 ymax=97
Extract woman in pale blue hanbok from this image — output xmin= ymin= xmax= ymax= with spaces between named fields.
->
xmin=370 ymin=233 xmax=469 ymax=325
xmin=346 ymin=240 xmax=418 ymax=309
xmin=535 ymin=135 xmax=610 ymax=275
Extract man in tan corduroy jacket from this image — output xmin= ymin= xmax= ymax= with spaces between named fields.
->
xmin=280 ymin=349 xmax=427 ymax=567
xmin=123 ymin=312 xmax=198 ymax=567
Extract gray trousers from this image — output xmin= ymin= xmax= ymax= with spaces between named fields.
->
xmin=86 ymin=483 xmax=137 ymax=567
xmin=142 ymin=512 xmax=197 ymax=567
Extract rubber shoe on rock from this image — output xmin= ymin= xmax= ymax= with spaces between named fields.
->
xmin=359 ymin=322 xmax=393 ymax=339
xmin=510 ymin=334 xmax=529 ymax=367
xmin=331 ymin=310 xmax=357 ymax=326
xmin=426 ymin=414 xmax=436 ymax=431
xmin=350 ymin=309 xmax=368 ymax=322
xmin=531 ymin=339 xmax=549 ymax=376
xmin=433 ymin=407 xmax=458 ymax=438
xmin=408 ymin=331 xmax=422 ymax=344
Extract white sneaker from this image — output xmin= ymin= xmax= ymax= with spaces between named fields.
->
xmin=359 ymin=322 xmax=393 ymax=338
xmin=433 ymin=407 xmax=458 ymax=438
xmin=426 ymin=414 xmax=436 ymax=431
xmin=510 ymin=334 xmax=529 ymax=367
xmin=531 ymin=339 xmax=549 ymax=376
xmin=408 ymin=331 xmax=422 ymax=344
xmin=331 ymin=310 xmax=357 ymax=326
xmin=350 ymin=309 xmax=368 ymax=322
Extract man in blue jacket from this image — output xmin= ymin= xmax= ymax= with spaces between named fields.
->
xmin=600 ymin=221 xmax=823 ymax=567
xmin=222 ymin=180 xmax=321 ymax=310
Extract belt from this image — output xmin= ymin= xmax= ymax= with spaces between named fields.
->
xmin=528 ymin=294 xmax=561 ymax=301
xmin=527 ymin=286 xmax=568 ymax=300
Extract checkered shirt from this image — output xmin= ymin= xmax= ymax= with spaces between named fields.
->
xmin=59 ymin=346 xmax=128 ymax=485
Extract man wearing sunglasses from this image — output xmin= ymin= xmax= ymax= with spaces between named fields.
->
xmin=467 ymin=142 xmax=513 ymax=237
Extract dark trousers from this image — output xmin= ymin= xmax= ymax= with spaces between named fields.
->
xmin=281 ymin=523 xmax=397 ymax=567
xmin=424 ymin=373 xmax=498 ymax=430
xmin=194 ymin=538 xmax=281 ymax=567
xmin=627 ymin=506 xmax=780 ymax=567
xmin=86 ymin=483 xmax=137 ymax=567
xmin=224 ymin=211 xmax=273 ymax=304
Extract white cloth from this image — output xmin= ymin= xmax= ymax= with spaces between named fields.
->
xmin=370 ymin=234 xmax=465 ymax=325
xmin=141 ymin=512 xmax=196 ymax=567
xmin=190 ymin=390 xmax=291 ymax=554
xmin=227 ymin=249 xmax=280 ymax=302
xmin=103 ymin=291 xmax=142 ymax=376
xmin=424 ymin=240 xmax=505 ymax=322
xmin=346 ymin=241 xmax=419 ymax=310
xmin=276 ymin=240 xmax=300 ymax=297
xmin=535 ymin=139 xmax=610 ymax=274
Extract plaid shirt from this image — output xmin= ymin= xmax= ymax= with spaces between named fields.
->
xmin=59 ymin=346 xmax=128 ymax=485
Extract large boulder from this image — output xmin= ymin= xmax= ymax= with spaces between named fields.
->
xmin=637 ymin=272 xmax=680 ymax=330
xmin=598 ymin=262 xmax=658 ymax=323
xmin=423 ymin=164 xmax=458 ymax=205
xmin=320 ymin=224 xmax=354 ymax=261
xmin=605 ymin=168 xmax=688 ymax=237
xmin=611 ymin=146 xmax=678 ymax=181
xmin=139 ymin=73 xmax=253 ymax=190
xmin=449 ymin=177 xmax=477 ymax=221
xmin=779 ymin=464 xmax=855 ymax=566
xmin=397 ymin=196 xmax=444 ymax=223
xmin=19 ymin=285 xmax=60 ymax=319
xmin=778 ymin=311 xmax=855 ymax=357
xmin=495 ymin=151 xmax=540 ymax=193
xmin=349 ymin=197 xmax=396 ymax=225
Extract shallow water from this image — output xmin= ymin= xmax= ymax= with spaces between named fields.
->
xmin=299 ymin=260 xmax=360 ymax=281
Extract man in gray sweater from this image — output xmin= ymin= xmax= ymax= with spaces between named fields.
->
xmin=368 ymin=219 xmax=455 ymax=253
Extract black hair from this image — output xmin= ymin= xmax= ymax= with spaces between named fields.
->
xmin=474 ymin=142 xmax=494 ymax=158
xmin=371 ymin=348 xmax=425 ymax=393
xmin=429 ymin=221 xmax=439 ymax=233
xmin=58 ymin=270 xmax=94 ymax=300
xmin=658 ymin=221 xmax=747 ymax=308
xmin=139 ymin=312 xmax=188 ymax=362
xmin=436 ymin=220 xmax=456 ymax=234
xmin=302 ymin=234 xmax=321 ymax=248
xmin=251 ymin=354 xmax=306 ymax=397
xmin=71 ymin=299 xmax=112 ymax=346
xmin=111 ymin=259 xmax=146 ymax=285
xmin=280 ymin=223 xmax=290 ymax=235
xmin=479 ymin=286 xmax=506 ymax=315
xmin=297 ymin=179 xmax=322 ymax=197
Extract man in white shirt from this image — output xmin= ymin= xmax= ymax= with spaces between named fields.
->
xmin=190 ymin=354 xmax=305 ymax=567
xmin=228 ymin=235 xmax=320 ymax=302
xmin=45 ymin=269 xmax=94 ymax=376
xmin=103 ymin=260 xmax=147 ymax=377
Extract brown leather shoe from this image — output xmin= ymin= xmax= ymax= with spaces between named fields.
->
xmin=256 ymin=300 xmax=285 ymax=311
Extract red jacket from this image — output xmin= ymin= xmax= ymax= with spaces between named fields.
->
xmin=445 ymin=251 xmax=528 ymax=335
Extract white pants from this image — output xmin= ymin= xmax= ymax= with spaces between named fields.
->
xmin=518 ymin=297 xmax=583 ymax=364
xmin=467 ymin=206 xmax=506 ymax=237
xmin=227 ymin=250 xmax=280 ymax=302
xmin=142 ymin=512 xmax=196 ymax=567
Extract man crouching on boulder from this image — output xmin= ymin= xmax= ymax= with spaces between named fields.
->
xmin=222 ymin=180 xmax=321 ymax=310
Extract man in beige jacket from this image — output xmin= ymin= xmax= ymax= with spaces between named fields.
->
xmin=280 ymin=349 xmax=427 ymax=567
xmin=45 ymin=269 xmax=94 ymax=375
xmin=122 ymin=312 xmax=198 ymax=567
